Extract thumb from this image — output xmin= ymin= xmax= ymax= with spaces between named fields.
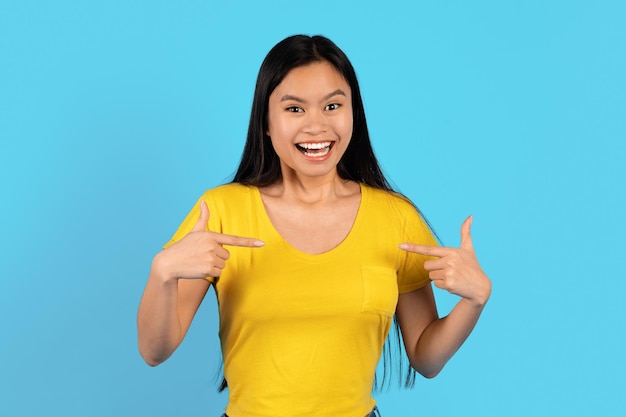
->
xmin=460 ymin=215 xmax=474 ymax=250
xmin=191 ymin=200 xmax=210 ymax=232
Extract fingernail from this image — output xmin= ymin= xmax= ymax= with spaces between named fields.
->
xmin=254 ymin=240 xmax=265 ymax=247
xmin=398 ymin=244 xmax=409 ymax=250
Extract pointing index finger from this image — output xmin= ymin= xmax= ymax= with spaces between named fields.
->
xmin=398 ymin=243 xmax=447 ymax=257
xmin=213 ymin=232 xmax=265 ymax=248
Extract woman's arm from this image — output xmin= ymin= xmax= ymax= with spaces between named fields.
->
xmin=137 ymin=200 xmax=264 ymax=366
xmin=397 ymin=215 xmax=491 ymax=378
xmin=396 ymin=285 xmax=488 ymax=378
xmin=137 ymin=262 xmax=210 ymax=366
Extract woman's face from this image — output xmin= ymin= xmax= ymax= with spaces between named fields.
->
xmin=266 ymin=60 xmax=353 ymax=181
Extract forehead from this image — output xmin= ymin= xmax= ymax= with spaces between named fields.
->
xmin=272 ymin=61 xmax=351 ymax=97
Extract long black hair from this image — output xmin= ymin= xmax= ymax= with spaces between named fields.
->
xmin=232 ymin=34 xmax=392 ymax=191
xmin=223 ymin=34 xmax=426 ymax=392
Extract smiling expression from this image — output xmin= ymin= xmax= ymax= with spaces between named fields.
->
xmin=266 ymin=60 xmax=353 ymax=181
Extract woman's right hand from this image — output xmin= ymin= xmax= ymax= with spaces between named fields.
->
xmin=153 ymin=200 xmax=265 ymax=282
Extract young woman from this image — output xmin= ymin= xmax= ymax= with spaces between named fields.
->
xmin=137 ymin=34 xmax=491 ymax=417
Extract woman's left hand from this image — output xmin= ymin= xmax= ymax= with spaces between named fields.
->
xmin=399 ymin=215 xmax=492 ymax=306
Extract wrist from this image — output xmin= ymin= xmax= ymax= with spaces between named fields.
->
xmin=468 ymin=274 xmax=492 ymax=308
xmin=150 ymin=251 xmax=178 ymax=285
xmin=464 ymin=288 xmax=490 ymax=309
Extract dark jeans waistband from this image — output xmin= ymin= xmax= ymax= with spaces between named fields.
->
xmin=221 ymin=406 xmax=380 ymax=417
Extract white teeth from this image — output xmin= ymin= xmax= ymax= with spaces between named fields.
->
xmin=303 ymin=147 xmax=330 ymax=157
xmin=297 ymin=141 xmax=332 ymax=149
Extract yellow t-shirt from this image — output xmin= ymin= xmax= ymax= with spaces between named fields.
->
xmin=165 ymin=183 xmax=437 ymax=417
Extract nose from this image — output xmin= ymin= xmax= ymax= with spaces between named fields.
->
xmin=302 ymin=109 xmax=327 ymax=135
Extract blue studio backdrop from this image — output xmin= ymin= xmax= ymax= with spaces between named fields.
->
xmin=1 ymin=1 xmax=625 ymax=416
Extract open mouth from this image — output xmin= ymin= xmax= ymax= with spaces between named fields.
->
xmin=295 ymin=141 xmax=334 ymax=157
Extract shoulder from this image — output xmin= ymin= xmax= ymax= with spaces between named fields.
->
xmin=361 ymin=184 xmax=417 ymax=215
xmin=200 ymin=182 xmax=257 ymax=207
xmin=361 ymin=184 xmax=435 ymax=241
xmin=200 ymin=183 xmax=260 ymax=220
xmin=201 ymin=182 xmax=256 ymax=201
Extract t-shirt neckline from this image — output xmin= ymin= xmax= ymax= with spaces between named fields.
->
xmin=252 ymin=183 xmax=366 ymax=261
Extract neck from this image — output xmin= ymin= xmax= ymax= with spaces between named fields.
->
xmin=263 ymin=170 xmax=357 ymax=204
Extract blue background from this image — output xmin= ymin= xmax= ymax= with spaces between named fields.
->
xmin=1 ymin=1 xmax=625 ymax=415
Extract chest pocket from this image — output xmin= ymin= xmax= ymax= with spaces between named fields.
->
xmin=361 ymin=266 xmax=398 ymax=318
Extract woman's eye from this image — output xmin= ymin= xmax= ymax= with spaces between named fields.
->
xmin=286 ymin=106 xmax=303 ymax=113
xmin=325 ymin=103 xmax=341 ymax=111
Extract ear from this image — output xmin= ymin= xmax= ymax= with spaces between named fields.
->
xmin=265 ymin=119 xmax=271 ymax=138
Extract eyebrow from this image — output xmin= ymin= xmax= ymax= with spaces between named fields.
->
xmin=280 ymin=89 xmax=347 ymax=103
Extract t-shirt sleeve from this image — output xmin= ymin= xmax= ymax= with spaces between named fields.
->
xmin=396 ymin=204 xmax=439 ymax=294
xmin=163 ymin=196 xmax=200 ymax=248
